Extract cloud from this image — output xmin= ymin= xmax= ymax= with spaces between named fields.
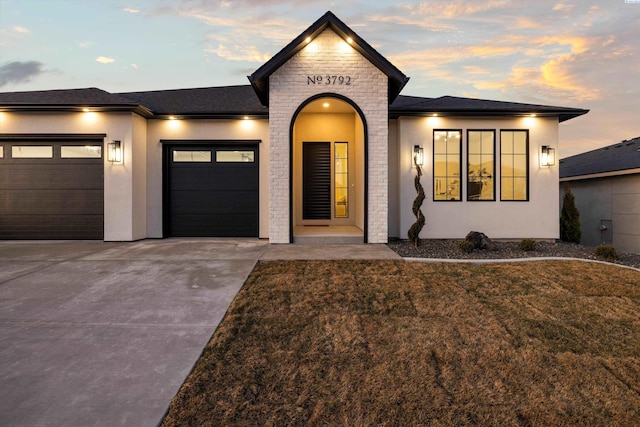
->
xmin=0 ymin=61 xmax=45 ymax=87
xmin=96 ymin=56 xmax=115 ymax=64
xmin=205 ymin=44 xmax=272 ymax=63
xmin=0 ymin=26 xmax=31 ymax=45
xmin=123 ymin=8 xmax=140 ymax=14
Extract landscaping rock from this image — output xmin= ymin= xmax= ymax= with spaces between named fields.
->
xmin=465 ymin=231 xmax=497 ymax=251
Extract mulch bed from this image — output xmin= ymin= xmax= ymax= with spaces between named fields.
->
xmin=388 ymin=239 xmax=640 ymax=269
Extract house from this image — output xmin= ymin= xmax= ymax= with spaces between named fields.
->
xmin=0 ymin=11 xmax=588 ymax=243
xmin=560 ymin=137 xmax=640 ymax=253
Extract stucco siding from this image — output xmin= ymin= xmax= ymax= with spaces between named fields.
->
xmin=396 ymin=116 xmax=560 ymax=240
xmin=564 ymin=174 xmax=640 ymax=253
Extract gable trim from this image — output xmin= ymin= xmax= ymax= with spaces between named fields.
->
xmin=248 ymin=11 xmax=409 ymax=106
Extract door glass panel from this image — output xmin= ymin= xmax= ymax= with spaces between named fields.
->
xmin=12 ymin=146 xmax=53 ymax=158
xmin=216 ymin=151 xmax=254 ymax=162
xmin=173 ymin=151 xmax=212 ymax=162
xmin=334 ymin=142 xmax=348 ymax=218
xmin=61 ymin=145 xmax=102 ymax=158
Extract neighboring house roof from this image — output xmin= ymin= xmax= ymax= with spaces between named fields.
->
xmin=248 ymin=11 xmax=410 ymax=106
xmin=118 ymin=85 xmax=268 ymax=118
xmin=1 ymin=85 xmax=589 ymax=123
xmin=0 ymin=87 xmax=152 ymax=116
xmin=560 ymin=136 xmax=640 ymax=179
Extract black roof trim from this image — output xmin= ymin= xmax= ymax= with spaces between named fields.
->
xmin=248 ymin=11 xmax=409 ymax=106
xmin=0 ymin=88 xmax=153 ymax=117
xmin=389 ymin=95 xmax=589 ymax=122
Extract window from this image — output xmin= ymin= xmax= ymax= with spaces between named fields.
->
xmin=216 ymin=151 xmax=254 ymax=162
xmin=433 ymin=130 xmax=462 ymax=201
xmin=0 ymin=146 xmax=3 ymax=158
xmin=334 ymin=142 xmax=348 ymax=217
xmin=500 ymin=130 xmax=529 ymax=201
xmin=173 ymin=151 xmax=212 ymax=162
xmin=12 ymin=146 xmax=53 ymax=158
xmin=61 ymin=145 xmax=102 ymax=158
xmin=467 ymin=130 xmax=495 ymax=201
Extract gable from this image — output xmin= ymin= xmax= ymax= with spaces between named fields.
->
xmin=248 ymin=11 xmax=408 ymax=106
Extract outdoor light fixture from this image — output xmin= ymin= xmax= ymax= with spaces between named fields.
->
xmin=107 ymin=140 xmax=122 ymax=163
xmin=413 ymin=145 xmax=424 ymax=166
xmin=540 ymin=145 xmax=555 ymax=167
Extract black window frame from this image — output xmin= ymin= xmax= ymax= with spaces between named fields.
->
xmin=499 ymin=129 xmax=530 ymax=202
xmin=433 ymin=129 xmax=463 ymax=202
xmin=466 ymin=129 xmax=496 ymax=202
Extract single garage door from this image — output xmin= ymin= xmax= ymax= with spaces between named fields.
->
xmin=166 ymin=144 xmax=258 ymax=237
xmin=0 ymin=137 xmax=104 ymax=239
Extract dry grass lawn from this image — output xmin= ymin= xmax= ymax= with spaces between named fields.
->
xmin=161 ymin=260 xmax=640 ymax=426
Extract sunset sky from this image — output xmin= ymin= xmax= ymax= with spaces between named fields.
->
xmin=1 ymin=0 xmax=638 ymax=157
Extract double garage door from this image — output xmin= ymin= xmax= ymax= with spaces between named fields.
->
xmin=165 ymin=143 xmax=259 ymax=237
xmin=0 ymin=136 xmax=104 ymax=240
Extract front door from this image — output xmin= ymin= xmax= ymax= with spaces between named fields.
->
xmin=302 ymin=141 xmax=331 ymax=220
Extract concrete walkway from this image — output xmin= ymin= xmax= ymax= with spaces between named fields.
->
xmin=0 ymin=239 xmax=399 ymax=427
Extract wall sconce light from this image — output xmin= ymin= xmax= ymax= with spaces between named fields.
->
xmin=413 ymin=145 xmax=424 ymax=166
xmin=540 ymin=145 xmax=555 ymax=167
xmin=107 ymin=140 xmax=123 ymax=163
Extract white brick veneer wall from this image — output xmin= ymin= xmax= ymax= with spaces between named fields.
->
xmin=269 ymin=29 xmax=389 ymax=243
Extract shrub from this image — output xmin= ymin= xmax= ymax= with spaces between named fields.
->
xmin=458 ymin=240 xmax=474 ymax=254
xmin=594 ymin=244 xmax=619 ymax=261
xmin=519 ymin=238 xmax=537 ymax=252
xmin=560 ymin=185 xmax=581 ymax=244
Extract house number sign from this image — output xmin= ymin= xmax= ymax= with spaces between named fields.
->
xmin=307 ymin=75 xmax=352 ymax=85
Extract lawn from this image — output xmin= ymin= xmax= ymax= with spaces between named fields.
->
xmin=161 ymin=260 xmax=640 ymax=426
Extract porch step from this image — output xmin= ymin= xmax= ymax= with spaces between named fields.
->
xmin=293 ymin=235 xmax=365 ymax=245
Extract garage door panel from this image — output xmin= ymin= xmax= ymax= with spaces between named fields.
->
xmin=0 ymin=165 xmax=103 ymax=190
xmin=169 ymin=168 xmax=256 ymax=191
xmin=169 ymin=191 xmax=258 ymax=215
xmin=169 ymin=214 xmax=257 ymax=237
xmin=0 ymin=215 xmax=103 ymax=240
xmin=0 ymin=140 xmax=104 ymax=239
xmin=167 ymin=144 xmax=258 ymax=237
xmin=0 ymin=190 xmax=103 ymax=215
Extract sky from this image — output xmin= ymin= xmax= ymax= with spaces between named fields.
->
xmin=0 ymin=0 xmax=638 ymax=158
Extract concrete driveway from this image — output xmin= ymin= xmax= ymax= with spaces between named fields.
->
xmin=0 ymin=239 xmax=399 ymax=427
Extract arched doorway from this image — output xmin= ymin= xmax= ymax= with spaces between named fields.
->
xmin=290 ymin=94 xmax=367 ymax=243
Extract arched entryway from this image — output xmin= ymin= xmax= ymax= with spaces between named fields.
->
xmin=290 ymin=94 xmax=368 ymax=243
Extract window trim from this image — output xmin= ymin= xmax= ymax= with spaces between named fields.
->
xmin=466 ymin=129 xmax=496 ymax=202
xmin=499 ymin=129 xmax=530 ymax=202
xmin=433 ymin=129 xmax=463 ymax=202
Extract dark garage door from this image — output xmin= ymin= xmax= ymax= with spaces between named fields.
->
xmin=166 ymin=144 xmax=258 ymax=237
xmin=0 ymin=139 xmax=104 ymax=239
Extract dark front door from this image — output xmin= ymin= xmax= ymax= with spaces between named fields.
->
xmin=166 ymin=144 xmax=258 ymax=237
xmin=302 ymin=142 xmax=331 ymax=220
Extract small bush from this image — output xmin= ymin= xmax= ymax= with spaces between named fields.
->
xmin=594 ymin=244 xmax=619 ymax=261
xmin=519 ymin=238 xmax=537 ymax=252
xmin=560 ymin=185 xmax=581 ymax=244
xmin=458 ymin=240 xmax=474 ymax=254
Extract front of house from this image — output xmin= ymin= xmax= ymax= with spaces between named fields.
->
xmin=0 ymin=12 xmax=587 ymax=243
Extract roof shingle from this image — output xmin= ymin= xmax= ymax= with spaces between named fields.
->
xmin=560 ymin=136 xmax=640 ymax=178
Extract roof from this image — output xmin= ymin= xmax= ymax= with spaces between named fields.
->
xmin=390 ymin=95 xmax=588 ymax=122
xmin=560 ymin=136 xmax=640 ymax=179
xmin=0 ymin=87 xmax=152 ymax=116
xmin=1 ymin=85 xmax=589 ymax=122
xmin=118 ymin=85 xmax=268 ymax=118
xmin=248 ymin=11 xmax=409 ymax=106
